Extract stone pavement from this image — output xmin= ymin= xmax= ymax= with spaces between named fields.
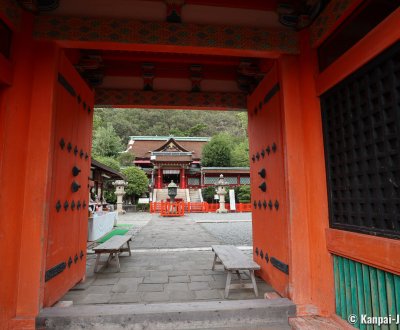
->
xmin=62 ymin=213 xmax=273 ymax=305
xmin=130 ymin=216 xmax=221 ymax=249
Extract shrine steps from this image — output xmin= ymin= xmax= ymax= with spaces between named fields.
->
xmin=36 ymin=298 xmax=295 ymax=330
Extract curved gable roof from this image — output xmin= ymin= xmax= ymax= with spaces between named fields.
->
xmin=153 ymin=138 xmax=190 ymax=153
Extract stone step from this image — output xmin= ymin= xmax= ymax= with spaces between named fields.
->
xmin=36 ymin=298 xmax=295 ymax=330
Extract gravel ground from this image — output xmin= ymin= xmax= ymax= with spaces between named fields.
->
xmin=199 ymin=222 xmax=252 ymax=246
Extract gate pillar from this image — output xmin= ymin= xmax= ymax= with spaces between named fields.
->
xmin=248 ymin=31 xmax=335 ymax=317
xmin=14 ymin=42 xmax=61 ymax=322
xmin=277 ymin=31 xmax=334 ymax=316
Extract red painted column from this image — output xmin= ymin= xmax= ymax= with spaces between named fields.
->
xmin=180 ymin=167 xmax=186 ymax=189
xmin=0 ymin=10 xmax=36 ymax=329
xmin=157 ymin=167 xmax=162 ymax=189
xmin=276 ymin=30 xmax=334 ymax=316
xmin=15 ymin=41 xmax=61 ymax=323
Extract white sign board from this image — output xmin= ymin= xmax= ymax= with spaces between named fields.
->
xmin=138 ymin=198 xmax=150 ymax=204
xmin=229 ymin=189 xmax=236 ymax=211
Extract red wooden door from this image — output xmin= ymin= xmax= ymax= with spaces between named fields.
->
xmin=43 ymin=53 xmax=94 ymax=306
xmin=248 ymin=63 xmax=290 ymax=296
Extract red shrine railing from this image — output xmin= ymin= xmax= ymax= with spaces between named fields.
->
xmin=159 ymin=201 xmax=185 ymax=217
xmin=150 ymin=202 xmax=251 ymax=214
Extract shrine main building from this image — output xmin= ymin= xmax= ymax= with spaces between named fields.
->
xmin=126 ymin=136 xmax=250 ymax=189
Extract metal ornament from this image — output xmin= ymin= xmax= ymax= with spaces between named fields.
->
xmin=45 ymin=262 xmax=66 ymax=282
xmin=71 ymin=181 xmax=81 ymax=193
xmin=258 ymin=168 xmax=266 ymax=178
xmin=271 ymin=257 xmax=289 ymax=274
xmin=259 ymin=182 xmax=267 ymax=192
xmin=55 ymin=200 xmax=61 ymax=212
xmin=72 ymin=166 xmax=81 ymax=177
xmin=59 ymin=138 xmax=65 ymax=150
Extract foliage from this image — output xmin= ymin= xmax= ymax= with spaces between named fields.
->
xmin=237 ymin=185 xmax=251 ymax=203
xmin=231 ymin=139 xmax=249 ymax=167
xmin=202 ymin=186 xmax=216 ymax=203
xmin=94 ymin=108 xmax=248 ymax=145
xmin=93 ymin=155 xmax=121 ymax=172
xmin=235 ymin=112 xmax=248 ymax=136
xmin=92 ymin=123 xmax=123 ymax=158
xmin=103 ymin=189 xmax=117 ymax=204
xmin=122 ymin=166 xmax=149 ymax=203
xmin=118 ymin=152 xmax=135 ymax=166
xmin=92 ymin=108 xmax=250 ymax=168
xmin=201 ymin=133 xmax=233 ymax=167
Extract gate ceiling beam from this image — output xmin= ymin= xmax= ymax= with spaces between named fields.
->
xmin=95 ymin=88 xmax=246 ymax=111
xmin=33 ymin=15 xmax=299 ymax=56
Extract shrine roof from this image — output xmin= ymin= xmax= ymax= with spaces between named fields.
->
xmin=202 ymin=167 xmax=250 ymax=174
xmin=127 ymin=136 xmax=209 ymax=159
xmin=91 ymin=159 xmax=125 ymax=180
xmin=129 ymin=136 xmax=210 ymax=142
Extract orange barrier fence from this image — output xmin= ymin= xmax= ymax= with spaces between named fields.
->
xmin=150 ymin=202 xmax=251 ymax=213
xmin=237 ymin=203 xmax=252 ymax=212
xmin=186 ymin=202 xmax=209 ymax=213
xmin=159 ymin=201 xmax=185 ymax=217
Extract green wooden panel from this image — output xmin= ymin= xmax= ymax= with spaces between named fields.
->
xmin=394 ymin=276 xmax=400 ymax=316
xmin=344 ymin=258 xmax=353 ymax=316
xmin=369 ymin=267 xmax=380 ymax=330
xmin=362 ymin=264 xmax=374 ymax=330
xmin=356 ymin=262 xmax=366 ymax=330
xmin=377 ymin=269 xmax=389 ymax=330
xmin=333 ymin=256 xmax=342 ymax=316
xmin=338 ymin=256 xmax=347 ymax=318
xmin=384 ymin=272 xmax=398 ymax=330
xmin=333 ymin=255 xmax=399 ymax=330
xmin=349 ymin=260 xmax=360 ymax=328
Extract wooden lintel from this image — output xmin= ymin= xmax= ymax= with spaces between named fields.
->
xmin=95 ymin=89 xmax=247 ymax=111
xmin=33 ymin=15 xmax=299 ymax=56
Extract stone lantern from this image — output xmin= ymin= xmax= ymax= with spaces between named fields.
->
xmin=167 ymin=180 xmax=178 ymax=203
xmin=215 ymin=174 xmax=228 ymax=213
xmin=113 ymin=180 xmax=128 ymax=215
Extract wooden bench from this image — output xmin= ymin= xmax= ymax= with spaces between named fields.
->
xmin=93 ymin=235 xmax=132 ymax=272
xmin=211 ymin=245 xmax=260 ymax=298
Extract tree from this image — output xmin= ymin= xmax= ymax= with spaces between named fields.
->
xmin=187 ymin=123 xmax=208 ymax=136
xmin=122 ymin=166 xmax=149 ymax=204
xmin=236 ymin=112 xmax=248 ymax=137
xmin=118 ymin=152 xmax=135 ymax=167
xmin=93 ymin=155 xmax=121 ymax=172
xmin=201 ymin=134 xmax=232 ymax=167
xmin=202 ymin=186 xmax=216 ymax=203
xmin=237 ymin=185 xmax=251 ymax=203
xmin=92 ymin=123 xmax=123 ymax=158
xmin=230 ymin=140 xmax=249 ymax=167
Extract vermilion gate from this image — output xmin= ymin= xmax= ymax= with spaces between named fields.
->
xmin=44 ymin=54 xmax=94 ymax=306
xmin=248 ymin=63 xmax=290 ymax=296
